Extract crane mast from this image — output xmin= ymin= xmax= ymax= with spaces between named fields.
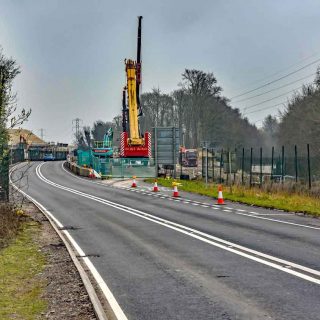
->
xmin=120 ymin=16 xmax=151 ymax=158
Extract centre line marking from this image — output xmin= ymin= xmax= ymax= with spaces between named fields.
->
xmin=31 ymin=163 xmax=320 ymax=285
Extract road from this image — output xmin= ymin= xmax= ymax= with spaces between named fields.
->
xmin=11 ymin=161 xmax=320 ymax=320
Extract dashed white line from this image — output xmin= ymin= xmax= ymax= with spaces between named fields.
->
xmin=32 ymin=163 xmax=320 ymax=286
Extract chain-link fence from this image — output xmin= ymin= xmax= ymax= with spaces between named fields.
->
xmin=11 ymin=147 xmax=25 ymax=164
xmin=200 ymin=144 xmax=317 ymax=190
xmin=0 ymin=146 xmax=9 ymax=201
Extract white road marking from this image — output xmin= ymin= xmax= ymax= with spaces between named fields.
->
xmin=60 ymin=163 xmax=320 ymax=231
xmin=10 ymin=164 xmax=128 ymax=320
xmin=223 ymin=210 xmax=232 ymax=212
xmin=254 ymin=213 xmax=292 ymax=216
xmin=31 ymin=163 xmax=320 ymax=285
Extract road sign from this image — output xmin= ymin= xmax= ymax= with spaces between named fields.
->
xmin=153 ymin=127 xmax=180 ymax=177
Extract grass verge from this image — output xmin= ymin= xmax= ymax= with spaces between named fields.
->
xmin=146 ymin=178 xmax=320 ymax=217
xmin=0 ymin=221 xmax=47 ymax=319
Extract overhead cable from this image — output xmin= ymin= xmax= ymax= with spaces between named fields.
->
xmin=231 ymin=58 xmax=320 ymax=99
xmin=243 ymin=85 xmax=304 ymax=111
xmin=233 ymin=73 xmax=315 ymax=103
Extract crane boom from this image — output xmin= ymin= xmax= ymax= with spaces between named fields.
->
xmin=125 ymin=59 xmax=144 ymax=145
xmin=120 ymin=16 xmax=151 ymax=158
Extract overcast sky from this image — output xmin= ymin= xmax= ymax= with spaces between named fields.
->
xmin=1 ymin=0 xmax=320 ymax=143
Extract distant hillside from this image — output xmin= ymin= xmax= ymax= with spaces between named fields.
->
xmin=8 ymin=129 xmax=45 ymax=146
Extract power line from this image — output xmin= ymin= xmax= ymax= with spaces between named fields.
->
xmin=231 ymin=57 xmax=320 ymax=99
xmin=244 ymin=101 xmax=286 ymax=115
xmin=231 ymin=52 xmax=320 ymax=93
xmin=243 ymin=85 xmax=304 ymax=111
xmin=233 ymin=73 xmax=315 ymax=103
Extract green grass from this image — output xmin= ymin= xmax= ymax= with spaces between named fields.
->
xmin=0 ymin=221 xmax=47 ymax=320
xmin=146 ymin=178 xmax=320 ymax=217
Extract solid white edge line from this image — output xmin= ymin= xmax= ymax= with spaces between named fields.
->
xmin=36 ymin=163 xmax=320 ymax=284
xmin=10 ymin=163 xmax=128 ymax=320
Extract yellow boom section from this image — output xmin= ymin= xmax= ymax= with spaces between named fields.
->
xmin=125 ymin=59 xmax=144 ymax=146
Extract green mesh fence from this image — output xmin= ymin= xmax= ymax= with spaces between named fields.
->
xmin=200 ymin=144 xmax=317 ymax=189
xmin=77 ymin=149 xmax=156 ymax=178
xmin=77 ymin=150 xmax=92 ymax=167
xmin=0 ymin=146 xmax=9 ymax=201
xmin=110 ymin=158 xmax=156 ymax=178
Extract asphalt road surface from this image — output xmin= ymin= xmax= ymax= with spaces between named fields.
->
xmin=11 ymin=161 xmax=320 ymax=320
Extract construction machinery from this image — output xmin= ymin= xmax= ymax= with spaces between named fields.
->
xmin=92 ymin=128 xmax=113 ymax=158
xmin=179 ymin=147 xmax=198 ymax=167
xmin=120 ymin=16 xmax=151 ymax=158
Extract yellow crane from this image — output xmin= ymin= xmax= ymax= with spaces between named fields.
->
xmin=120 ymin=16 xmax=151 ymax=159
xmin=125 ymin=58 xmax=144 ymax=146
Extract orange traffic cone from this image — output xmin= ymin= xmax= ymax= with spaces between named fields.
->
xmin=153 ymin=179 xmax=159 ymax=192
xmin=217 ymin=185 xmax=225 ymax=205
xmin=131 ymin=176 xmax=137 ymax=188
xmin=172 ymin=182 xmax=179 ymax=197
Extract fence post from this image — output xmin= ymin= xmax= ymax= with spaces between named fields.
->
xmin=234 ymin=148 xmax=237 ymax=184
xmin=228 ymin=150 xmax=232 ymax=186
xmin=307 ymin=144 xmax=311 ymax=190
xmin=211 ymin=148 xmax=215 ymax=182
xmin=226 ymin=150 xmax=229 ymax=185
xmin=294 ymin=145 xmax=298 ymax=183
xmin=180 ymin=150 xmax=183 ymax=178
xmin=220 ymin=149 xmax=223 ymax=184
xmin=202 ymin=147 xmax=204 ymax=178
xmin=271 ymin=146 xmax=274 ymax=182
xmin=281 ymin=146 xmax=284 ymax=184
xmin=241 ymin=148 xmax=244 ymax=185
xmin=206 ymin=147 xmax=208 ymax=186
xmin=260 ymin=147 xmax=263 ymax=187
xmin=249 ymin=147 xmax=253 ymax=187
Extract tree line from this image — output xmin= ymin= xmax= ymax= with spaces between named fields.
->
xmin=80 ymin=69 xmax=263 ymax=150
xmin=262 ymin=68 xmax=320 ymax=156
xmin=79 ymin=67 xmax=320 ymax=158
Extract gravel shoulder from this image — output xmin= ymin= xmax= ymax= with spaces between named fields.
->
xmin=5 ymin=190 xmax=97 ymax=320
